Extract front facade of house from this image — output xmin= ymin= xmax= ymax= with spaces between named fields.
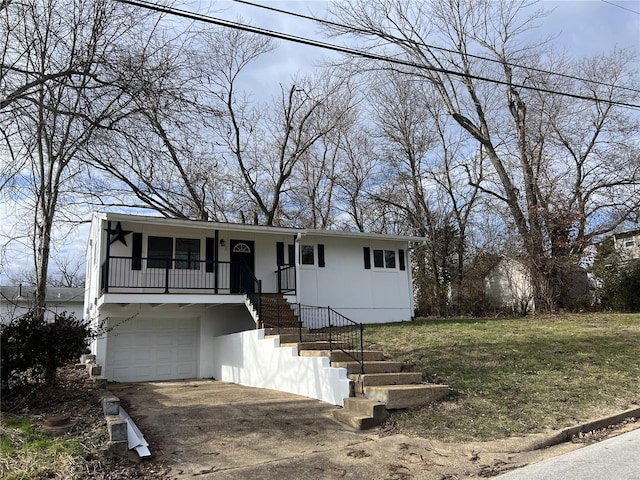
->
xmin=85 ymin=212 xmax=422 ymax=399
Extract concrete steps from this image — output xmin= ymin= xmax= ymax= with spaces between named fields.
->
xmin=260 ymin=295 xmax=300 ymax=329
xmin=267 ymin=329 xmax=450 ymax=431
xmin=298 ymin=349 xmax=384 ymax=362
xmin=331 ymin=360 xmax=403 ymax=374
xmin=364 ymin=384 xmax=450 ymax=409
xmin=280 ymin=341 xmax=351 ymax=351
xmin=331 ymin=397 xmax=389 ymax=430
xmin=349 ymin=372 xmax=423 ymax=394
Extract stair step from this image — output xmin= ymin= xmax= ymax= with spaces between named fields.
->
xmin=262 ymin=320 xmax=300 ymax=329
xmin=349 ymin=372 xmax=423 ymax=393
xmin=299 ymin=350 xmax=384 ymax=362
xmin=363 ymin=384 xmax=450 ymax=410
xmin=331 ymin=397 xmax=389 ymax=430
xmin=331 ymin=361 xmax=402 ymax=374
xmin=349 ymin=372 xmax=423 ymax=385
xmin=269 ymin=333 xmax=326 ymax=343
xmin=331 ymin=408 xmax=387 ymax=430
xmin=264 ymin=327 xmax=307 ymax=336
xmin=281 ymin=342 xmax=335 ymax=350
xmin=343 ymin=397 xmax=388 ymax=418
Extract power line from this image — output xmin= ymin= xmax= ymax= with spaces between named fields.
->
xmin=601 ymin=0 xmax=640 ymax=15
xmin=116 ymin=0 xmax=640 ymax=110
xmin=235 ymin=0 xmax=640 ymax=96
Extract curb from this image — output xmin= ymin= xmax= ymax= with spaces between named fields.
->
xmin=525 ymin=406 xmax=640 ymax=451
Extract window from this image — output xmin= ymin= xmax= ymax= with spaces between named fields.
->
xmin=301 ymin=245 xmax=315 ymax=265
xmin=373 ymin=249 xmax=384 ymax=268
xmin=624 ymin=239 xmax=636 ymax=248
xmin=385 ymin=250 xmax=396 ymax=268
xmin=148 ymin=236 xmax=173 ymax=268
xmin=363 ymin=247 xmax=371 ymax=269
xmin=175 ymin=238 xmax=201 ymax=270
xmin=373 ymin=249 xmax=397 ymax=269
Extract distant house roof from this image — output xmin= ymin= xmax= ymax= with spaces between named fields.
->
xmin=613 ymin=228 xmax=640 ymax=240
xmin=0 ymin=285 xmax=84 ymax=304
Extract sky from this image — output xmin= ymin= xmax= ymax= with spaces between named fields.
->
xmin=1 ymin=0 xmax=639 ymax=286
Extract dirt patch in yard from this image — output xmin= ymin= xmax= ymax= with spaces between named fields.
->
xmin=2 ymin=368 xmax=637 ymax=480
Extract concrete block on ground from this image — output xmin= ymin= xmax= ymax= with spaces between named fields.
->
xmin=101 ymin=393 xmax=121 ymax=416
xmin=106 ymin=415 xmax=127 ymax=442
xmin=80 ymin=354 xmax=96 ymax=364
xmin=87 ymin=363 xmax=102 ymax=376
xmin=92 ymin=376 xmax=108 ymax=389
xmin=74 ymin=363 xmax=86 ymax=370
xmin=107 ymin=440 xmax=128 ymax=457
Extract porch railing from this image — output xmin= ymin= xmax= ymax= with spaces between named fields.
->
xmin=101 ymin=256 xmax=256 ymax=294
xmin=294 ymin=304 xmax=365 ymax=375
xmin=275 ymin=265 xmax=296 ymax=294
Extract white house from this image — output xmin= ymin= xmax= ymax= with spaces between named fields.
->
xmin=612 ymin=228 xmax=640 ymax=263
xmin=1 ymin=285 xmax=85 ymax=324
xmin=84 ymin=212 xmax=423 ymax=405
xmin=484 ymin=257 xmax=535 ymax=315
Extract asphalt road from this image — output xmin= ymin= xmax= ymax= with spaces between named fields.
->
xmin=495 ymin=427 xmax=640 ymax=480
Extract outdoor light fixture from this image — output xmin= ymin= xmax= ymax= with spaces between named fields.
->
xmin=220 ymin=239 xmax=226 ymax=247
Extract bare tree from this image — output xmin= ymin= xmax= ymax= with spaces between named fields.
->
xmin=219 ymin=73 xmax=355 ymax=226
xmin=0 ymin=0 xmax=156 ymax=320
xmin=86 ymin=32 xmax=226 ymax=221
xmin=327 ymin=0 xmax=640 ymax=311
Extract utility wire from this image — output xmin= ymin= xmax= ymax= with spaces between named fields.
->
xmin=235 ymin=0 xmax=640 ymax=96
xmin=601 ymin=0 xmax=640 ymax=15
xmin=116 ymin=0 xmax=640 ymax=109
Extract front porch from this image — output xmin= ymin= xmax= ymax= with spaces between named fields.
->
xmin=100 ymin=256 xmax=296 ymax=297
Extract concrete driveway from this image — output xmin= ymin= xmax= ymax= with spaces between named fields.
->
xmin=108 ymin=379 xmax=607 ymax=480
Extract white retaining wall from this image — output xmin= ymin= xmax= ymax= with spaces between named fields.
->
xmin=209 ymin=329 xmax=351 ymax=406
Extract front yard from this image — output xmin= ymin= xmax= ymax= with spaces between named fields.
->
xmin=364 ymin=313 xmax=640 ymax=441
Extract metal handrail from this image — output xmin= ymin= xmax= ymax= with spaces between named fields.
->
xmin=275 ymin=265 xmax=296 ymax=294
xmin=238 ymin=257 xmax=262 ymax=320
xmin=294 ymin=304 xmax=365 ymax=374
xmin=100 ymin=256 xmax=257 ymax=295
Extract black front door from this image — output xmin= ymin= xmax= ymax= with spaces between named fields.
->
xmin=230 ymin=240 xmax=255 ymax=293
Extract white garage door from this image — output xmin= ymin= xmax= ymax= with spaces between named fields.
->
xmin=106 ymin=318 xmax=199 ymax=382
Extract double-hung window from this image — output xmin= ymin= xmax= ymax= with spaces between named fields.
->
xmin=148 ymin=236 xmax=173 ymax=268
xmin=366 ymin=248 xmax=404 ymax=270
xmin=175 ymin=238 xmax=201 ymax=270
xmin=147 ymin=236 xmax=201 ymax=269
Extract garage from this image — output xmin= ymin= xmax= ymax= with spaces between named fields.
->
xmin=105 ymin=317 xmax=199 ymax=382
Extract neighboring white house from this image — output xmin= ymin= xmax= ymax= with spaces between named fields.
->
xmin=612 ymin=228 xmax=640 ymax=263
xmin=484 ymin=257 xmax=535 ymax=315
xmin=84 ymin=212 xmax=424 ymax=404
xmin=484 ymin=256 xmax=591 ymax=314
xmin=1 ymin=285 xmax=85 ymax=324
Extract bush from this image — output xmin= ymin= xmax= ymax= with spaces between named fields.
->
xmin=595 ymin=259 xmax=640 ymax=312
xmin=0 ymin=311 xmax=91 ymax=392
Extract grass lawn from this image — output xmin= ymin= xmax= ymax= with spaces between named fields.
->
xmin=364 ymin=313 xmax=640 ymax=442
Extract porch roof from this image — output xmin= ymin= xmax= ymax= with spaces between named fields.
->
xmin=93 ymin=212 xmax=427 ymax=243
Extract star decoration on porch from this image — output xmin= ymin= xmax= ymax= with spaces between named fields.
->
xmin=106 ymin=221 xmax=132 ymax=246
